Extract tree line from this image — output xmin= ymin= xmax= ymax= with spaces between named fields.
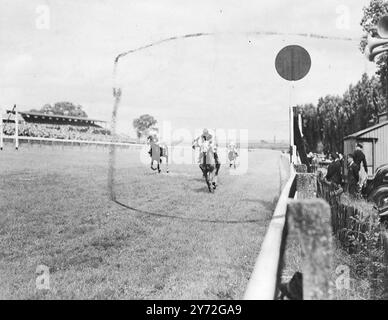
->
xmin=297 ymin=73 xmax=386 ymax=154
xmin=30 ymin=102 xmax=88 ymax=118
xmin=297 ymin=0 xmax=388 ymax=155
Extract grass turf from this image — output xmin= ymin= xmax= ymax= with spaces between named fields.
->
xmin=0 ymin=144 xmax=281 ymax=299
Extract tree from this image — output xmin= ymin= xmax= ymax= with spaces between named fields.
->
xmin=317 ymin=95 xmax=345 ymax=153
xmin=296 ymin=103 xmax=320 ymax=152
xmin=296 ymin=74 xmax=385 ymax=153
xmin=29 ymin=102 xmax=88 ymax=117
xmin=360 ymin=0 xmax=388 ymax=107
xmin=342 ymin=73 xmax=385 ymax=133
xmin=132 ymin=114 xmax=158 ymax=141
xmin=52 ymin=102 xmax=88 ymax=117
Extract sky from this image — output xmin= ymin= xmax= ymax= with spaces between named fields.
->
xmin=0 ymin=0 xmax=378 ymax=141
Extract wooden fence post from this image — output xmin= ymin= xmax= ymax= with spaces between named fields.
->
xmin=296 ymin=173 xmax=317 ymax=199
xmin=294 ymin=164 xmax=307 ymax=173
xmin=287 ymin=199 xmax=334 ymax=300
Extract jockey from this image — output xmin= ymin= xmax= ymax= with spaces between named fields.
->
xmin=228 ymin=140 xmax=236 ymax=151
xmin=193 ymin=128 xmax=212 ymax=146
xmin=228 ymin=141 xmax=238 ymax=156
xmin=147 ymin=133 xmax=169 ymax=173
xmin=193 ymin=128 xmax=215 ymax=161
xmin=147 ymin=135 xmax=161 ymax=173
xmin=228 ymin=141 xmax=238 ymax=168
xmin=201 ymin=128 xmax=212 ymax=142
xmin=193 ymin=128 xmax=221 ymax=180
xmin=147 ymin=132 xmax=165 ymax=157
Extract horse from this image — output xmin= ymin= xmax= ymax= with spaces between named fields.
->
xmin=197 ymin=139 xmax=218 ymax=193
xmin=228 ymin=143 xmax=239 ymax=169
xmin=147 ymin=135 xmax=169 ymax=173
xmin=193 ymin=136 xmax=220 ymax=187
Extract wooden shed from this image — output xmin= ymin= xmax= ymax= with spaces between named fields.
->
xmin=343 ymin=112 xmax=388 ymax=177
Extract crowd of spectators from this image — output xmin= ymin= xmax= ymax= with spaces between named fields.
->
xmin=2 ymin=123 xmax=133 ymax=143
xmin=320 ymin=143 xmax=368 ymax=198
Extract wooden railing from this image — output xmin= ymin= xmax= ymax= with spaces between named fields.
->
xmin=244 ymin=162 xmax=334 ymax=300
xmin=245 ymin=163 xmax=388 ymax=300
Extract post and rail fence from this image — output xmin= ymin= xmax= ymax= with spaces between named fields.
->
xmin=245 ymin=158 xmax=388 ymax=300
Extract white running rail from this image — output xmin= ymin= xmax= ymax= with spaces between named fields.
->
xmin=244 ymin=163 xmax=296 ymax=300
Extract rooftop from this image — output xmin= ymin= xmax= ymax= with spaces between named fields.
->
xmin=344 ymin=120 xmax=388 ymax=139
xmin=17 ymin=111 xmax=106 ymax=123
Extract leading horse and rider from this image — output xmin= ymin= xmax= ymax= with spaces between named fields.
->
xmin=146 ymin=128 xmax=221 ymax=192
xmin=192 ymin=129 xmax=221 ymax=192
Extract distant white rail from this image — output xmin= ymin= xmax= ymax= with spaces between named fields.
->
xmin=1 ymin=135 xmax=143 ymax=148
xmin=244 ymin=163 xmax=296 ymax=300
xmin=1 ymin=136 xmax=249 ymax=153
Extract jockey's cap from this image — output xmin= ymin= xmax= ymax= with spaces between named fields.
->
xmin=202 ymin=129 xmax=213 ymax=142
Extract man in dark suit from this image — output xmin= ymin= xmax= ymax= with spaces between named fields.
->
xmin=326 ymin=152 xmax=343 ymax=196
xmin=347 ymin=154 xmax=359 ymax=197
xmin=326 ymin=152 xmax=342 ymax=185
xmin=353 ymin=143 xmax=368 ymax=189
xmin=353 ymin=143 xmax=368 ymax=174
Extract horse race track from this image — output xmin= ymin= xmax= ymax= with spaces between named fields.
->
xmin=0 ymin=144 xmax=282 ymax=299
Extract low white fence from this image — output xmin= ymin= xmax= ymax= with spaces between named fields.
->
xmin=244 ymin=163 xmax=296 ymax=299
xmin=245 ymin=161 xmax=334 ymax=300
xmin=0 ymin=135 xmax=143 ymax=149
xmin=1 ymin=135 xmax=246 ymax=155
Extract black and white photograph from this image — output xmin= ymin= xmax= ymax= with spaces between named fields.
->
xmin=0 ymin=0 xmax=387 ymax=305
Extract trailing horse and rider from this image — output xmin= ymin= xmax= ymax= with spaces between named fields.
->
xmin=228 ymin=141 xmax=239 ymax=169
xmin=147 ymin=135 xmax=169 ymax=173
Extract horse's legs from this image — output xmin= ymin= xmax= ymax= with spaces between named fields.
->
xmin=150 ymin=160 xmax=157 ymax=171
xmin=213 ymin=162 xmax=220 ymax=187
xmin=199 ymin=164 xmax=205 ymax=177
xmin=209 ymin=169 xmax=216 ymax=192
xmin=205 ymin=170 xmax=213 ymax=192
xmin=201 ymin=164 xmax=212 ymax=192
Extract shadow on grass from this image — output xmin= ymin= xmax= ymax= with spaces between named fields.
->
xmin=241 ymin=198 xmax=276 ymax=212
xmin=112 ymin=199 xmax=262 ymax=224
xmin=192 ymin=186 xmax=212 ymax=193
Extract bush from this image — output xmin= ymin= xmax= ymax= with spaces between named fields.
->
xmin=317 ymin=178 xmax=385 ymax=299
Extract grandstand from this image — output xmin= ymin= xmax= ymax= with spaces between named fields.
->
xmin=1 ymin=108 xmax=136 ymax=144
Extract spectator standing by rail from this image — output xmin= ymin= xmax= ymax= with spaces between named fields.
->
xmin=353 ymin=143 xmax=368 ymax=188
xmin=347 ymin=153 xmax=359 ymax=197
xmin=326 ymin=152 xmax=343 ymax=196
xmin=337 ymin=152 xmax=344 ymax=178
